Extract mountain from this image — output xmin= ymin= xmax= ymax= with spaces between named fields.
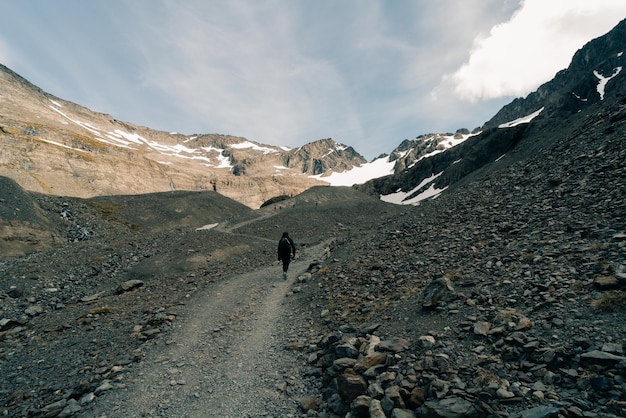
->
xmin=0 ymin=65 xmax=365 ymax=208
xmin=2 ymin=20 xmax=625 ymax=210
xmin=356 ymin=18 xmax=626 ymax=204
xmin=1 ymin=19 xmax=625 ymax=418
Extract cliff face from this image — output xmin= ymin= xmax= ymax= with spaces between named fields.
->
xmin=0 ymin=64 xmax=365 ymax=208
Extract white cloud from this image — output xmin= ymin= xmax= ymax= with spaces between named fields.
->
xmin=440 ymin=0 xmax=626 ymax=101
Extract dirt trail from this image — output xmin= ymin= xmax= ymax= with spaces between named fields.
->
xmin=87 ymin=238 xmax=328 ymax=417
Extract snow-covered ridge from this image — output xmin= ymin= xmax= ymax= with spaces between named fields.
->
xmin=312 ymin=132 xmax=475 ymax=188
xmin=45 ymin=99 xmax=293 ymax=168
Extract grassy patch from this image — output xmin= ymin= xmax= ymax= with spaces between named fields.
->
xmin=591 ymin=291 xmax=626 ymax=311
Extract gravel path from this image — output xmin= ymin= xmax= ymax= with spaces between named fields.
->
xmin=86 ymin=239 xmax=327 ymax=418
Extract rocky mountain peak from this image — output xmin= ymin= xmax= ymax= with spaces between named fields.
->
xmin=285 ymin=138 xmax=366 ymax=176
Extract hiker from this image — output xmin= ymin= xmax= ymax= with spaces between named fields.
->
xmin=277 ymin=232 xmax=296 ymax=279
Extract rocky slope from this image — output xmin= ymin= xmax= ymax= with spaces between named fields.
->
xmin=1 ymin=92 xmax=624 ymax=417
xmin=289 ymin=96 xmax=626 ymax=417
xmin=0 ymin=82 xmax=625 ymax=417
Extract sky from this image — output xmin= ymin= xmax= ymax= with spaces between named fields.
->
xmin=1 ymin=1 xmax=625 ymax=160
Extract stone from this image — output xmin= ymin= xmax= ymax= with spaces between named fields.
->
xmin=384 ymin=385 xmax=406 ymax=409
xmin=59 ymin=398 xmax=81 ymax=417
xmin=24 ymin=305 xmax=43 ymax=316
xmin=592 ymin=276 xmax=623 ymax=290
xmin=116 ymin=279 xmax=144 ymax=294
xmin=416 ymin=397 xmax=482 ymax=418
xmin=496 ymin=387 xmax=516 ymax=398
xmin=337 ymin=369 xmax=368 ymax=402
xmin=369 ymin=399 xmax=387 ymax=418
xmin=354 ymin=352 xmax=388 ymax=373
xmin=79 ymin=392 xmax=95 ymax=406
xmin=81 ymin=291 xmax=107 ymax=302
xmin=327 ymin=393 xmax=348 ymax=415
xmin=391 ymin=409 xmax=415 ymax=418
xmin=363 ymin=364 xmax=388 ymax=378
xmin=516 ymin=405 xmax=560 ymax=418
xmin=367 ymin=381 xmax=385 ymax=398
xmin=421 ymin=276 xmax=455 ymax=309
xmin=473 ymin=321 xmax=490 ymax=336
xmin=581 ymin=350 xmax=626 ymax=363
xmin=377 ymin=338 xmax=410 ymax=353
xmin=299 ymin=396 xmax=317 ymax=412
xmin=334 ymin=357 xmax=357 ymax=369
xmin=405 ymin=386 xmax=426 ymax=409
xmin=418 ymin=335 xmax=436 ymax=348
xmin=7 ymin=286 xmax=24 ymax=298
xmin=336 ymin=343 xmax=359 ymax=359
xmin=601 ymin=342 xmax=623 ymax=354
xmin=41 ymin=399 xmax=67 ymax=415
xmin=0 ymin=318 xmax=21 ymax=331
xmin=351 ymin=395 xmax=372 ymax=417
xmin=361 ymin=323 xmax=382 ymax=335
xmin=516 ymin=317 xmax=533 ymax=330
xmin=94 ymin=380 xmax=113 ymax=395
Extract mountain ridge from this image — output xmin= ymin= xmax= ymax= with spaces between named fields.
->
xmin=0 ymin=65 xmax=367 ymax=208
xmin=357 ymin=18 xmax=626 ymax=204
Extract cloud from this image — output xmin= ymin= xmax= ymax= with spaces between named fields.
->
xmin=120 ymin=1 xmax=364 ymax=145
xmin=440 ymin=0 xmax=626 ymax=101
xmin=2 ymin=0 xmax=624 ymax=160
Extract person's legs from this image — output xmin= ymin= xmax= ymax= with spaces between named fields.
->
xmin=282 ymin=257 xmax=290 ymax=279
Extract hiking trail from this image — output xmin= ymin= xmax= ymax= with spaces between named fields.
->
xmin=87 ymin=220 xmax=328 ymax=417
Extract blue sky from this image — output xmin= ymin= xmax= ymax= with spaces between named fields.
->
xmin=2 ymin=1 xmax=625 ymax=160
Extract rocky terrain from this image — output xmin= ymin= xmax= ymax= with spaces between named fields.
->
xmin=359 ymin=18 xmax=626 ymax=207
xmin=0 ymin=84 xmax=625 ymax=417
xmin=1 ymin=15 xmax=625 ymax=418
xmin=289 ymin=103 xmax=626 ymax=417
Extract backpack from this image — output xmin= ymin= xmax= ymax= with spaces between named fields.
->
xmin=278 ymin=237 xmax=291 ymax=254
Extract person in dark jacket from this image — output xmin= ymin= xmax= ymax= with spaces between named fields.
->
xmin=277 ymin=232 xmax=296 ymax=279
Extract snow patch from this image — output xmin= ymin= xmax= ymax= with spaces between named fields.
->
xmin=38 ymin=138 xmax=86 ymax=152
xmin=380 ymin=172 xmax=444 ymax=205
xmin=499 ymin=108 xmax=544 ymax=128
xmin=594 ymin=67 xmax=622 ymax=100
xmin=311 ymin=156 xmax=395 ymax=186
xmin=230 ymin=141 xmax=278 ymax=154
